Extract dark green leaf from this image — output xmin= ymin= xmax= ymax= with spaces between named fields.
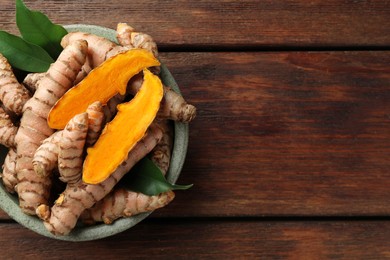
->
xmin=122 ymin=157 xmax=193 ymax=196
xmin=16 ymin=0 xmax=67 ymax=59
xmin=0 ymin=30 xmax=54 ymax=72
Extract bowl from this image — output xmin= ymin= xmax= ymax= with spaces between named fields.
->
xmin=0 ymin=24 xmax=188 ymax=241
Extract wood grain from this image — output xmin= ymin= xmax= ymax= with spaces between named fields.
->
xmin=1 ymin=51 xmax=388 ymax=220
xmin=0 ymin=0 xmax=388 ymax=48
xmin=0 ymin=220 xmax=390 ymax=258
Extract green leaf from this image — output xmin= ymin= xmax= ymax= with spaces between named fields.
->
xmin=0 ymin=30 xmax=54 ymax=72
xmin=16 ymin=0 xmax=67 ymax=59
xmin=122 ymin=157 xmax=193 ymax=196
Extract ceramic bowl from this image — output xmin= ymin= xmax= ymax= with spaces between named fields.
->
xmin=0 ymin=24 xmax=188 ymax=241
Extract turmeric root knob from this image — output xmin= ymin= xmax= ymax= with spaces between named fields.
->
xmin=81 ymin=189 xmax=175 ymax=225
xmin=0 ymin=53 xmax=31 ymax=115
xmin=58 ymin=113 xmax=88 ymax=184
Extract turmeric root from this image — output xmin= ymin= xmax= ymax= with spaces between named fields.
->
xmin=22 ymin=72 xmax=45 ymax=94
xmin=81 ymin=189 xmax=175 ymax=225
xmin=0 ymin=106 xmax=17 ymax=148
xmin=61 ymin=32 xmax=117 ymax=68
xmin=37 ymin=125 xmax=163 ymax=235
xmin=58 ymin=113 xmax=88 ymax=184
xmin=128 ymin=73 xmax=196 ymax=122
xmin=32 ymin=131 xmax=62 ymax=177
xmin=0 ymin=53 xmax=31 ymax=115
xmin=83 ymin=69 xmax=163 ymax=184
xmin=15 ymin=39 xmax=88 ymax=215
xmin=151 ymin=120 xmax=173 ymax=175
xmin=48 ymin=49 xmax=160 ymax=130
xmin=1 ymin=149 xmax=18 ymax=193
xmin=116 ymin=23 xmax=159 ymax=58
xmin=80 ymin=120 xmax=174 ymax=225
xmin=86 ymin=101 xmax=105 ymax=147
xmin=103 ymin=94 xmax=125 ymax=124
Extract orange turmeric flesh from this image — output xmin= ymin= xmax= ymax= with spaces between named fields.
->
xmin=82 ymin=69 xmax=163 ymax=184
xmin=47 ymin=48 xmax=160 ymax=129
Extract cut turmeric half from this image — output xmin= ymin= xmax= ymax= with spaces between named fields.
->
xmin=47 ymin=48 xmax=160 ymax=129
xmin=82 ymin=69 xmax=163 ymax=184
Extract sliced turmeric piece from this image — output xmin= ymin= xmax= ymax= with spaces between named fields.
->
xmin=82 ymin=69 xmax=163 ymax=184
xmin=47 ymin=48 xmax=160 ymax=129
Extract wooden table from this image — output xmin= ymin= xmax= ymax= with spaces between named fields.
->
xmin=0 ymin=1 xmax=389 ymax=258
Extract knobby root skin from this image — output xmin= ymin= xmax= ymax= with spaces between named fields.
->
xmin=74 ymin=56 xmax=93 ymax=85
xmin=151 ymin=119 xmax=173 ymax=175
xmin=103 ymin=94 xmax=125 ymax=125
xmin=116 ymin=23 xmax=159 ymax=58
xmin=128 ymin=73 xmax=196 ymax=123
xmin=116 ymin=23 xmax=160 ymax=74
xmin=15 ymin=40 xmax=88 ymax=215
xmin=40 ymin=126 xmax=163 ymax=235
xmin=0 ymin=106 xmax=17 ymax=148
xmin=58 ymin=113 xmax=88 ymax=184
xmin=81 ymin=189 xmax=175 ymax=225
xmin=0 ymin=53 xmax=31 ymax=115
xmin=61 ymin=32 xmax=117 ymax=68
xmin=22 ymin=72 xmax=45 ymax=94
xmin=1 ymin=149 xmax=18 ymax=193
xmin=33 ymin=131 xmax=62 ymax=177
xmin=86 ymin=101 xmax=105 ymax=147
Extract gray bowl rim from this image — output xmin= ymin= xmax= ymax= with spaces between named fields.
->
xmin=0 ymin=24 xmax=189 ymax=241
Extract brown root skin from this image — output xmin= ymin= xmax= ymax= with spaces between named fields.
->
xmin=1 ymin=149 xmax=18 ymax=193
xmin=61 ymin=32 xmax=117 ymax=68
xmin=0 ymin=106 xmax=17 ymax=148
xmin=81 ymin=189 xmax=175 ymax=225
xmin=116 ymin=23 xmax=159 ymax=58
xmin=0 ymin=53 xmax=31 ymax=115
xmin=151 ymin=119 xmax=173 ymax=175
xmin=86 ymin=101 xmax=105 ymax=147
xmin=58 ymin=113 xmax=88 ymax=184
xmin=40 ymin=126 xmax=163 ymax=235
xmin=22 ymin=72 xmax=45 ymax=94
xmin=15 ymin=40 xmax=88 ymax=215
xmin=128 ymin=73 xmax=196 ymax=123
xmin=33 ymin=131 xmax=62 ymax=177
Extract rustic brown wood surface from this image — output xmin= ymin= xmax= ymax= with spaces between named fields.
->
xmin=1 ymin=0 xmax=389 ymax=48
xmin=1 ymin=220 xmax=390 ymax=259
xmin=0 ymin=0 xmax=389 ymax=258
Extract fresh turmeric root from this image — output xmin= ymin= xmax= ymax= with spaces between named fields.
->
xmin=48 ymin=49 xmax=160 ymax=130
xmin=22 ymin=72 xmax=45 ymax=94
xmin=1 ymin=149 xmax=18 ymax=193
xmin=128 ymin=73 xmax=196 ymax=122
xmin=82 ymin=69 xmax=163 ymax=184
xmin=116 ymin=23 xmax=159 ymax=58
xmin=33 ymin=131 xmax=62 ymax=177
xmin=15 ymin=40 xmax=88 ymax=215
xmin=1 ymin=25 xmax=194 ymax=233
xmin=61 ymin=32 xmax=118 ymax=68
xmin=151 ymin=120 xmax=173 ymax=175
xmin=0 ymin=106 xmax=18 ymax=148
xmin=58 ymin=113 xmax=88 ymax=184
xmin=85 ymin=101 xmax=105 ymax=147
xmin=37 ymin=126 xmax=163 ymax=235
xmin=81 ymin=189 xmax=175 ymax=225
xmin=80 ymin=120 xmax=174 ymax=225
xmin=0 ymin=53 xmax=31 ymax=115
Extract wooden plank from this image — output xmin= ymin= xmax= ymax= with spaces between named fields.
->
xmin=0 ymin=51 xmax=389 ymax=221
xmin=157 ymin=51 xmax=390 ymax=217
xmin=0 ymin=0 xmax=388 ymax=48
xmin=0 ymin=220 xmax=390 ymax=258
